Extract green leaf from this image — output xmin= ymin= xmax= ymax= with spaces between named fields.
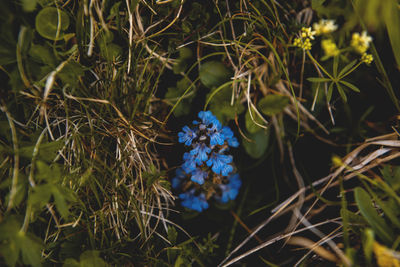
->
xmin=21 ymin=0 xmax=38 ymax=12
xmin=58 ymin=60 xmax=85 ymax=86
xmin=19 ymin=232 xmax=43 ymax=267
xmin=333 ymin=55 xmax=339 ymax=77
xmin=165 ymin=78 xmax=194 ymax=117
xmin=245 ymin=109 xmax=265 ymax=134
xmin=99 ymin=43 xmax=122 ymax=62
xmin=307 ymin=77 xmax=331 ymax=83
xmin=336 ymin=82 xmax=347 ymax=102
xmin=167 ymin=226 xmax=178 ymax=245
xmin=78 ymin=250 xmax=107 ymax=267
xmin=35 ymin=7 xmax=70 ymax=40
xmin=29 ymin=184 xmax=53 ymax=211
xmin=206 ymin=84 xmax=244 ymax=124
xmin=338 ymin=59 xmax=358 ymax=78
xmin=199 ymin=61 xmax=232 ymax=88
xmin=327 ymin=82 xmax=334 ymax=103
xmin=0 ymin=217 xmax=43 ymax=267
xmin=340 ymin=81 xmax=360 ymax=92
xmin=258 ymin=94 xmax=289 ymax=116
xmin=29 ymin=44 xmax=57 ymax=67
xmin=19 ymin=140 xmax=64 ymax=163
xmin=242 ymin=130 xmax=270 ymax=159
xmin=173 ymin=47 xmax=193 ymax=74
xmin=362 ymin=228 xmax=375 ymax=264
xmin=384 ymin=0 xmax=400 ymax=69
xmin=354 ymin=187 xmax=394 ymax=244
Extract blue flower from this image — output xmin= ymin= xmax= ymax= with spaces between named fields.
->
xmin=178 ymin=126 xmax=197 ymax=146
xmin=198 ymin=110 xmax=217 ymax=126
xmin=190 ymin=143 xmax=211 ymax=164
xmin=190 ymin=168 xmax=208 ymax=184
xmin=172 ymin=168 xmax=186 ymax=189
xmin=222 ymin=126 xmax=239 ymax=148
xmin=209 ymin=130 xmax=225 ymax=146
xmin=216 ymin=173 xmax=242 ymax=203
xmin=182 ymin=152 xmax=197 ymax=173
xmin=179 ymin=189 xmax=209 ymax=212
xmin=206 ymin=153 xmax=233 ymax=176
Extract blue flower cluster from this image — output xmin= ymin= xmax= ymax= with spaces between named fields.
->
xmin=173 ymin=111 xmax=241 ymax=212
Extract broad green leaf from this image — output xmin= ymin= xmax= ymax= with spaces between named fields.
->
xmin=0 ymin=217 xmax=43 ymax=267
xmin=381 ymin=165 xmax=400 ymax=192
xmin=35 ymin=7 xmax=70 ymax=40
xmin=167 ymin=226 xmax=178 ymax=245
xmin=340 ymin=81 xmax=360 ymax=92
xmin=19 ymin=232 xmax=43 ymax=267
xmin=245 ymin=109 xmax=265 ymax=134
xmin=199 ymin=61 xmax=232 ymax=88
xmin=19 ymin=140 xmax=64 ymax=163
xmin=242 ymin=129 xmax=270 ymax=159
xmin=173 ymin=47 xmax=193 ymax=74
xmin=165 ymin=78 xmax=194 ymax=117
xmin=21 ymin=0 xmax=38 ymax=12
xmin=338 ymin=59 xmax=358 ymax=78
xmin=100 ymin=43 xmax=122 ymax=62
xmin=35 ymin=161 xmax=62 ymax=182
xmin=206 ymin=84 xmax=244 ymax=124
xmin=29 ymin=44 xmax=57 ymax=67
xmin=29 ymin=184 xmax=53 ymax=210
xmin=79 ymin=250 xmax=107 ymax=267
xmin=354 ymin=187 xmax=394 ymax=244
xmin=58 ymin=60 xmax=85 ymax=86
xmin=384 ymin=0 xmax=400 ymax=69
xmin=258 ymin=94 xmax=289 ymax=116
xmin=307 ymin=77 xmax=331 ymax=83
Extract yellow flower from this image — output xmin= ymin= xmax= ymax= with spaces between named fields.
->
xmin=313 ymin=19 xmax=338 ymax=35
xmin=321 ymin=39 xmax=340 ymax=57
xmin=301 ymin=27 xmax=316 ymax=40
xmin=373 ymin=242 xmax=400 ymax=267
xmin=351 ymin=31 xmax=372 ymax=54
xmin=361 ymin=53 xmax=373 ymax=64
xmin=293 ymin=37 xmax=312 ymax=50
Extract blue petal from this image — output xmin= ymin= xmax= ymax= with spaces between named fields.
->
xmin=190 ymin=168 xmax=208 ymax=184
xmin=182 ymin=153 xmax=197 ymax=173
xmin=209 ymin=131 xmax=225 ymax=146
xmin=190 ymin=143 xmax=211 ymax=164
xmin=178 ymin=126 xmax=197 ymax=146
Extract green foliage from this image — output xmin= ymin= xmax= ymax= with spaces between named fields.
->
xmin=63 ymin=250 xmax=107 ymax=267
xmin=258 ymin=94 xmax=289 ymax=116
xmin=205 ymin=81 xmax=244 ymax=124
xmin=0 ymin=217 xmax=43 ymax=267
xmin=199 ymin=61 xmax=232 ymax=89
xmin=242 ymin=130 xmax=270 ymax=159
xmin=35 ymin=7 xmax=70 ymax=40
xmin=354 ymin=187 xmax=394 ymax=244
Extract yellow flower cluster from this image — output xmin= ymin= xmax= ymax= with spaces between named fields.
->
xmin=361 ymin=53 xmax=373 ymax=64
xmin=351 ymin=31 xmax=373 ymax=54
xmin=293 ymin=27 xmax=315 ymax=50
xmin=373 ymin=242 xmax=400 ymax=267
xmin=321 ymin=39 xmax=340 ymax=57
xmin=313 ymin=19 xmax=338 ymax=35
